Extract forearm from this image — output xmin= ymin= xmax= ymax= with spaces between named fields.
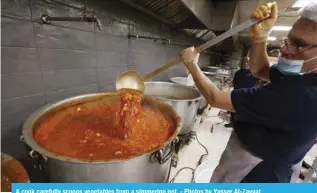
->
xmin=249 ymin=42 xmax=270 ymax=72
xmin=249 ymin=42 xmax=271 ymax=81
xmin=187 ymin=63 xmax=217 ymax=102
xmin=186 ymin=62 xmax=234 ymax=111
xmin=249 ymin=42 xmax=270 ymax=73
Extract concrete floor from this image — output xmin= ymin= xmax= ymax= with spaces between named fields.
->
xmin=169 ymin=108 xmax=317 ymax=183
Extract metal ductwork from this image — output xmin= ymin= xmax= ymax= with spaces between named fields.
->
xmin=120 ymin=0 xmax=240 ymax=52
xmin=211 ymin=1 xmax=239 ymax=31
xmin=210 ymin=0 xmax=240 ymax=52
xmin=183 ymin=0 xmax=240 ymax=52
xmin=179 ymin=0 xmax=214 ymax=29
xmin=119 ymin=0 xmax=209 ymax=29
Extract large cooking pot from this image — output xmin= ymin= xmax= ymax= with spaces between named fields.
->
xmin=21 ymin=92 xmax=181 ymax=182
xmin=144 ymin=82 xmax=201 ymax=134
xmin=169 ymin=77 xmax=208 ymax=113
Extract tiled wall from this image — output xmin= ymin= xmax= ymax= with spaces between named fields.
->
xmin=1 ymin=0 xmax=210 ymax=181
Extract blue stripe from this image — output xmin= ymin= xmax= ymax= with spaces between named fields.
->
xmin=12 ymin=183 xmax=317 ymax=193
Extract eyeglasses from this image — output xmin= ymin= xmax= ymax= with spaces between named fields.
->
xmin=280 ymin=38 xmax=317 ymax=51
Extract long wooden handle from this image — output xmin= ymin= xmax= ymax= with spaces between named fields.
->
xmin=142 ymin=17 xmax=269 ymax=81
xmin=142 ymin=57 xmax=181 ymax=81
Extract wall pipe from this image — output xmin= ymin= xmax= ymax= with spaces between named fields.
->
xmin=127 ymin=34 xmax=195 ymax=48
xmin=41 ymin=14 xmax=103 ymax=30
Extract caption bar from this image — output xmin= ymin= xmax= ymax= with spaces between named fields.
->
xmin=12 ymin=183 xmax=317 ymax=193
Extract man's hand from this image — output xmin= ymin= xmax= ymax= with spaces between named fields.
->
xmin=180 ymin=46 xmax=200 ymax=67
xmin=250 ymin=2 xmax=278 ymax=43
xmin=248 ymin=2 xmax=277 ymax=82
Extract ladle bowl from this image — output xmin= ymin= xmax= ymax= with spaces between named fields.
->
xmin=116 ymin=70 xmax=145 ymax=92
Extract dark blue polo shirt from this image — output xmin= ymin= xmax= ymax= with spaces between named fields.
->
xmin=231 ymin=65 xmax=317 ymax=182
xmin=233 ymin=69 xmax=258 ymax=89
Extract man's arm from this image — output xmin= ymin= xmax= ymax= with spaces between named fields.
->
xmin=181 ymin=49 xmax=234 ymax=112
xmin=249 ymin=42 xmax=271 ymax=82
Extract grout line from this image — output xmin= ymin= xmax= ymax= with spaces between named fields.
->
xmin=1 ymin=45 xmax=96 ymax=51
xmin=1 ymin=70 xmax=42 ymax=75
xmin=44 ymin=84 xmax=98 ymax=93
xmin=2 ymin=93 xmax=46 ymax=101
xmin=29 ymin=0 xmax=49 ymax=104
xmin=32 ymin=20 xmax=95 ymax=33
xmin=1 ymin=67 xmax=99 ymax=75
xmin=1 ymin=45 xmax=37 ymax=49
xmin=1 ymin=15 xmax=32 ymax=22
xmin=2 ymin=83 xmax=99 ymax=102
xmin=1 ymin=59 xmax=138 ymax=76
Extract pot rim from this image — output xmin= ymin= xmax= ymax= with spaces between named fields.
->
xmin=169 ymin=77 xmax=196 ymax=88
xmin=22 ymin=92 xmax=181 ymax=164
xmin=144 ymin=81 xmax=202 ymax=102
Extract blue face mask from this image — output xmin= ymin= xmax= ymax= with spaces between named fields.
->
xmin=274 ymin=56 xmax=317 ymax=75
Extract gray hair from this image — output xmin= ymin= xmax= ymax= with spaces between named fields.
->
xmin=298 ymin=2 xmax=317 ymax=22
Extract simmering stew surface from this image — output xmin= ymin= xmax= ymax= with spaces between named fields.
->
xmin=34 ymin=89 xmax=176 ymax=160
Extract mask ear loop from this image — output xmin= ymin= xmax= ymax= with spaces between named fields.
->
xmin=304 ymin=55 xmax=317 ymax=64
xmin=302 ymin=55 xmax=317 ymax=74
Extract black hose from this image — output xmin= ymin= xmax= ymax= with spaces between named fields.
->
xmin=166 ymin=158 xmax=173 ymax=182
xmin=193 ymin=132 xmax=208 ymax=155
xmin=169 ymin=167 xmax=195 ymax=183
xmin=169 ymin=132 xmax=209 ymax=183
xmin=193 ymin=132 xmax=209 ymax=166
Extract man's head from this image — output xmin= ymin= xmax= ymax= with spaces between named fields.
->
xmin=242 ymin=56 xmax=250 ymax=70
xmin=279 ymin=2 xmax=317 ymax=72
xmin=242 ymin=49 xmax=250 ymax=70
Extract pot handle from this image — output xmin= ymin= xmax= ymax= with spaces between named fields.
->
xmin=20 ymin=135 xmax=48 ymax=170
xmin=150 ymin=137 xmax=179 ymax=165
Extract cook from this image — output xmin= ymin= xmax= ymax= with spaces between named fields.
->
xmin=225 ymin=51 xmax=258 ymax=128
xmin=180 ymin=2 xmax=317 ymax=182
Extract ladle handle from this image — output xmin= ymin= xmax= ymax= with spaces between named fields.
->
xmin=142 ymin=16 xmax=269 ymax=81
xmin=195 ymin=17 xmax=269 ymax=53
xmin=142 ymin=57 xmax=181 ymax=81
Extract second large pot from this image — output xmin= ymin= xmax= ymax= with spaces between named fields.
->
xmin=144 ymin=82 xmax=201 ymax=134
xmin=169 ymin=77 xmax=208 ymax=112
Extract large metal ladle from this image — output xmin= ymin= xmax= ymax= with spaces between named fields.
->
xmin=116 ymin=17 xmax=269 ymax=92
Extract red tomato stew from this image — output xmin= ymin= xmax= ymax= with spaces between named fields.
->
xmin=118 ymin=88 xmax=143 ymax=139
xmin=34 ymin=90 xmax=176 ymax=160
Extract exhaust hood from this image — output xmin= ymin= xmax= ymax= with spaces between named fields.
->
xmin=120 ymin=0 xmax=240 ymax=52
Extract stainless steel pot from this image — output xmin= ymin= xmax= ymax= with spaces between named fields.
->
xmin=168 ymin=77 xmax=208 ymax=112
xmin=21 ymin=92 xmax=181 ymax=182
xmin=144 ymin=82 xmax=201 ymax=134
